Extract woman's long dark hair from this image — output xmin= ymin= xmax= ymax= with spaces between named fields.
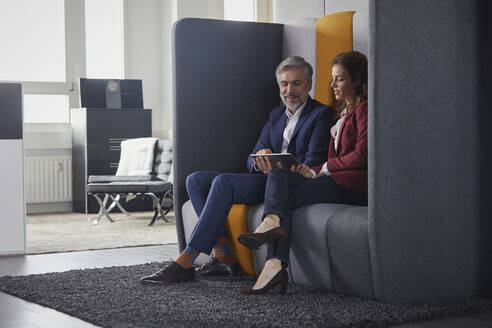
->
xmin=332 ymin=51 xmax=368 ymax=117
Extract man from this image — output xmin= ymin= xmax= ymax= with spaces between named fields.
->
xmin=140 ymin=56 xmax=334 ymax=284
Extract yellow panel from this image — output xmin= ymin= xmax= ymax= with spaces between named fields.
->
xmin=315 ymin=11 xmax=355 ymax=107
xmin=224 ymin=204 xmax=256 ymax=276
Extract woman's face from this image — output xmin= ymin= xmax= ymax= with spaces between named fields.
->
xmin=331 ymin=64 xmax=358 ymax=104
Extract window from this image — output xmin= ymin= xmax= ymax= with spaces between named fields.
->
xmin=24 ymin=95 xmax=69 ymax=123
xmin=0 ymin=0 xmax=124 ymax=123
xmin=224 ymin=0 xmax=256 ymax=22
xmin=0 ymin=0 xmax=66 ymax=82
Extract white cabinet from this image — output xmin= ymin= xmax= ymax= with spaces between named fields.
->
xmin=0 ymin=83 xmax=25 ymax=255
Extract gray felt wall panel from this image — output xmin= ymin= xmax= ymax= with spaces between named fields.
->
xmin=477 ymin=0 xmax=492 ymax=297
xmin=273 ymin=0 xmax=324 ymax=24
xmin=369 ymin=0 xmax=486 ymax=302
xmin=282 ymin=18 xmax=318 ymax=97
xmin=172 ymin=18 xmax=283 ymax=251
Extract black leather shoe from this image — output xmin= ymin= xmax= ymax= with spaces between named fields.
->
xmin=140 ymin=261 xmax=195 ymax=285
xmin=196 ymin=257 xmax=240 ymax=276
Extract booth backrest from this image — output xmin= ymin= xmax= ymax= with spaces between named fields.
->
xmin=172 ymin=18 xmax=283 ymax=250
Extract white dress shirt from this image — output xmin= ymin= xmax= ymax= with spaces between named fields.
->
xmin=281 ymin=101 xmax=306 ymax=153
xmin=254 ymin=101 xmax=307 ymax=172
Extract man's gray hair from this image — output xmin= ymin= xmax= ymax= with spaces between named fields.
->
xmin=275 ymin=56 xmax=313 ymax=80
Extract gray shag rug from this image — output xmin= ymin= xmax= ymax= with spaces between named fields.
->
xmin=0 ymin=262 xmax=491 ymax=328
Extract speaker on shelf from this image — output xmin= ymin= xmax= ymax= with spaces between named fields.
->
xmin=79 ymin=78 xmax=143 ymax=109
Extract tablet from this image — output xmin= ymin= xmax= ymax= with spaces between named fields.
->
xmin=250 ymin=153 xmax=300 ymax=169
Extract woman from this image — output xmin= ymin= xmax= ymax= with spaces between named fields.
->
xmin=238 ymin=51 xmax=368 ymax=294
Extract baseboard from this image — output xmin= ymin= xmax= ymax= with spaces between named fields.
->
xmin=0 ymin=250 xmax=25 ymax=257
xmin=27 ymin=202 xmax=73 ymax=214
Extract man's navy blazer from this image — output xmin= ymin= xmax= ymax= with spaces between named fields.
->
xmin=247 ymin=96 xmax=334 ymax=173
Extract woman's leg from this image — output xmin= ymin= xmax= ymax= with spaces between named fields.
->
xmin=262 ymin=169 xmax=308 ymax=265
xmin=245 ymin=169 xmax=367 ymax=291
xmin=265 ymin=170 xmax=367 ymax=265
xmin=243 ymin=169 xmax=306 ymax=291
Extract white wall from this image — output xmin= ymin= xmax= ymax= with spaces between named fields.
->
xmin=273 ymin=0 xmax=324 ymax=23
xmin=124 ymin=0 xmax=165 ymax=137
xmin=273 ymin=0 xmax=369 ymax=55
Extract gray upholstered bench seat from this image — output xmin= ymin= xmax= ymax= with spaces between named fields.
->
xmin=86 ymin=180 xmax=172 ymax=194
xmin=182 ymin=200 xmax=373 ymax=298
xmin=87 ymin=175 xmax=158 ymax=183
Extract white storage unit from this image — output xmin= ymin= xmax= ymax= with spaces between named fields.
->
xmin=0 ymin=83 xmax=25 ymax=255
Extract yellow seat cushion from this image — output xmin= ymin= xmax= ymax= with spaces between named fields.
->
xmin=224 ymin=204 xmax=256 ymax=276
xmin=315 ymin=11 xmax=355 ymax=107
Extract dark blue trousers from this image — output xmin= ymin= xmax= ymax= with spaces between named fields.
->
xmin=186 ymin=171 xmax=267 ymax=254
xmin=263 ymin=169 xmax=368 ymax=266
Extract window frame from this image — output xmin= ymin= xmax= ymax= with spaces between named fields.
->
xmin=19 ymin=0 xmax=85 ymax=117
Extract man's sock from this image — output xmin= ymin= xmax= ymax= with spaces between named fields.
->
xmin=175 ymin=245 xmax=200 ymax=268
xmin=213 ymin=236 xmax=237 ymax=264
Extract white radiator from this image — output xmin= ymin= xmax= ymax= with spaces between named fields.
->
xmin=25 ymin=156 xmax=72 ymax=203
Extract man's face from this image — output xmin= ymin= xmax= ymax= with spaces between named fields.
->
xmin=277 ymin=67 xmax=312 ymax=112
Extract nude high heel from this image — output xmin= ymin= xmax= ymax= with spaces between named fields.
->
xmin=240 ymin=268 xmax=288 ymax=295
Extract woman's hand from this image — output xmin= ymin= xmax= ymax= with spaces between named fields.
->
xmin=290 ymin=164 xmax=314 ymax=178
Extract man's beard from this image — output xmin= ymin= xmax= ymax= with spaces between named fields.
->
xmin=281 ymin=92 xmax=308 ymax=111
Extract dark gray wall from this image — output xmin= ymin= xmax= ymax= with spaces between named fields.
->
xmin=477 ymin=0 xmax=492 ymax=297
xmin=0 ymin=83 xmax=23 ymax=140
xmin=172 ymin=18 xmax=283 ymax=251
xmin=369 ymin=0 xmax=490 ymax=302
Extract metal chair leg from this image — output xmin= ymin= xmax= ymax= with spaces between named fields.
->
xmin=146 ymin=192 xmax=170 ymax=225
xmin=91 ymin=194 xmax=115 ymax=225
xmin=148 ymin=208 xmax=160 ymax=226
xmin=109 ymin=194 xmax=130 ymax=215
xmin=159 ymin=189 xmax=173 ymax=219
xmin=89 ymin=194 xmax=109 ymax=223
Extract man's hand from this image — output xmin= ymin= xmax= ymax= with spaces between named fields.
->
xmin=290 ymin=164 xmax=314 ymax=178
xmin=254 ymin=148 xmax=273 ymax=174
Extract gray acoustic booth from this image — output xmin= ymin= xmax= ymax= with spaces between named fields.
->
xmin=172 ymin=0 xmax=492 ymax=304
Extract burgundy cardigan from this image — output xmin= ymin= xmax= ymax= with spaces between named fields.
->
xmin=313 ymin=101 xmax=368 ymax=192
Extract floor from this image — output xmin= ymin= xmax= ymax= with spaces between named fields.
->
xmin=26 ymin=211 xmax=177 ymax=254
xmin=0 ymin=244 xmax=491 ymax=328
